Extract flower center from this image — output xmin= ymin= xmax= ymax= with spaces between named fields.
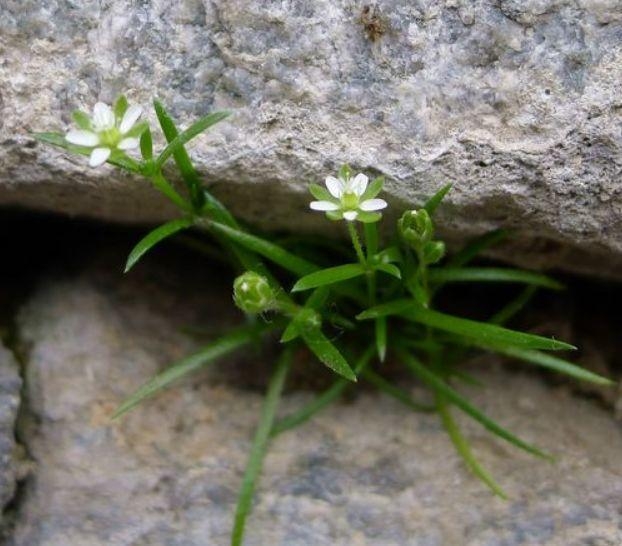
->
xmin=341 ymin=191 xmax=359 ymax=210
xmin=98 ymin=127 xmax=122 ymax=148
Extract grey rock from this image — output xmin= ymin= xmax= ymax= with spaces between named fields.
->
xmin=10 ymin=255 xmax=622 ymax=545
xmin=0 ymin=344 xmax=22 ymax=514
xmin=1 ymin=1 xmax=622 ymax=278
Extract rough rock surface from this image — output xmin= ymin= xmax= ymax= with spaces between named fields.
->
xmin=1 ymin=1 xmax=622 ymax=278
xmin=9 ymin=252 xmax=622 ymax=546
xmin=0 ymin=345 xmax=21 ymax=516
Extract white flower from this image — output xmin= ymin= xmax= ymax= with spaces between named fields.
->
xmin=65 ymin=100 xmax=144 ymax=167
xmin=309 ymin=169 xmax=387 ymax=223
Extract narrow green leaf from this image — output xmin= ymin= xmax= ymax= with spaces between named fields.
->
xmin=155 ymin=111 xmax=230 ymax=170
xmin=375 ymin=316 xmax=387 ymax=362
xmin=140 ymin=127 xmax=153 ymax=160
xmin=449 ymin=229 xmax=507 ymax=267
xmin=292 ymin=263 xmax=365 ymax=292
xmin=271 ymin=347 xmax=374 ymax=436
xmin=436 ymin=392 xmax=507 ymax=498
xmin=206 ymin=220 xmax=318 ymax=277
xmin=374 ymin=263 xmax=402 ymax=279
xmin=72 ymin=110 xmax=91 ymax=130
xmin=362 ymin=369 xmax=435 ymax=412
xmin=231 ymin=347 xmax=292 ymax=546
xmin=114 ymin=95 xmax=128 ymax=118
xmin=400 ymin=352 xmax=552 ymax=459
xmin=124 ymin=218 xmax=194 ymax=273
xmin=424 ymin=183 xmax=452 ymax=215
xmin=280 ymin=287 xmax=329 ymax=343
xmin=361 ymin=175 xmax=384 ymax=200
xmin=113 ymin=324 xmax=271 ymax=419
xmin=490 ymin=286 xmax=537 ymax=326
xmin=374 ymin=246 xmax=402 ymax=264
xmin=428 ymin=267 xmax=564 ymax=290
xmin=358 ymin=300 xmax=576 ymax=351
xmin=309 ymin=183 xmax=333 ymax=201
xmin=496 ymin=346 xmax=614 ymax=385
xmin=301 ymin=328 xmax=357 ymax=381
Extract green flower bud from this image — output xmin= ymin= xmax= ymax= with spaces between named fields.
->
xmin=423 ymin=241 xmax=446 ymax=265
xmin=398 ymin=209 xmax=433 ymax=249
xmin=233 ymin=272 xmax=276 ymax=314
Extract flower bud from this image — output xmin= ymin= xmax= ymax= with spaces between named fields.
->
xmin=423 ymin=241 xmax=446 ymax=265
xmin=398 ymin=209 xmax=433 ymax=249
xmin=233 ymin=272 xmax=276 ymax=314
xmin=293 ymin=308 xmax=322 ymax=332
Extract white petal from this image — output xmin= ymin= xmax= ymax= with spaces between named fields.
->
xmin=310 ymin=200 xmax=340 ymax=211
xmin=325 ymin=176 xmax=345 ymax=198
xmin=360 ymin=198 xmax=388 ymax=211
xmin=119 ymin=105 xmax=142 ymax=134
xmin=343 ymin=210 xmax=358 ymax=221
xmin=118 ymin=137 xmax=140 ymax=150
xmin=350 ymin=173 xmax=369 ymax=196
xmin=66 ymin=130 xmax=99 ymax=147
xmin=92 ymin=102 xmax=115 ymax=130
xmin=89 ymin=147 xmax=111 ymax=167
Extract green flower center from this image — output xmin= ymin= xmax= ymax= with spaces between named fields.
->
xmin=341 ymin=191 xmax=359 ymax=210
xmin=99 ymin=127 xmax=122 ymax=148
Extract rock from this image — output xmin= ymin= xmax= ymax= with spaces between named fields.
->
xmin=1 ymin=1 xmax=622 ymax=278
xmin=10 ymin=250 xmax=622 ymax=546
xmin=0 ymin=344 xmax=22 ymax=517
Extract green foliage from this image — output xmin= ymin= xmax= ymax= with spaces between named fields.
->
xmin=39 ymin=96 xmax=615 ymax=545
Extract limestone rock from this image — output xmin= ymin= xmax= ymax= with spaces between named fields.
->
xmin=1 ymin=1 xmax=622 ymax=278
xmin=10 ymin=254 xmax=622 ymax=545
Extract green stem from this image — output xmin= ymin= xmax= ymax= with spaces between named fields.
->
xmin=347 ymin=222 xmax=366 ymax=267
xmin=150 ymin=170 xmax=191 ymax=212
xmin=231 ymin=347 xmax=292 ymax=546
xmin=362 ymin=369 xmax=435 ymax=412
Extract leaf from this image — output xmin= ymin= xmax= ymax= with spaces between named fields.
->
xmin=362 ymin=369 xmax=435 ymax=412
xmin=280 ymin=287 xmax=330 ymax=343
xmin=153 ymin=99 xmax=204 ymax=208
xmin=72 ymin=110 xmax=91 ymax=130
xmin=374 ymin=263 xmax=402 ymax=279
xmin=140 ymin=127 xmax=153 ymax=160
xmin=113 ymin=324 xmax=271 ymax=418
xmin=206 ymin=220 xmax=318 ymax=277
xmin=374 ymin=246 xmax=402 ymax=264
xmin=428 ymin=267 xmax=564 ymax=290
xmin=292 ymin=263 xmax=366 ymax=292
xmin=124 ymin=218 xmax=194 ymax=273
xmin=400 ymin=351 xmax=552 ymax=459
xmin=358 ymin=300 xmax=576 ymax=351
xmin=155 ymin=110 xmax=231 ymax=170
xmin=436 ymin=392 xmax=507 ymax=498
xmin=114 ymin=95 xmax=128 ymax=118
xmin=496 ymin=346 xmax=614 ymax=385
xmin=449 ymin=229 xmax=507 ymax=267
xmin=309 ymin=183 xmax=333 ymax=201
xmin=231 ymin=347 xmax=292 ymax=546
xmin=301 ymin=328 xmax=357 ymax=381
xmin=490 ymin=286 xmax=537 ymax=326
xmin=424 ymin=183 xmax=452 ymax=215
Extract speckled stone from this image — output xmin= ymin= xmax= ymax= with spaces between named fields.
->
xmin=1 ymin=1 xmax=622 ymax=278
xmin=9 ymin=254 xmax=622 ymax=546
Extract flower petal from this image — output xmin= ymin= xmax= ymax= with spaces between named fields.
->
xmin=92 ymin=102 xmax=115 ymax=130
xmin=310 ymin=200 xmax=340 ymax=211
xmin=119 ymin=105 xmax=142 ymax=134
xmin=360 ymin=198 xmax=388 ymax=211
xmin=118 ymin=137 xmax=140 ymax=150
xmin=325 ymin=176 xmax=345 ymax=198
xmin=66 ymin=130 xmax=99 ymax=147
xmin=89 ymin=147 xmax=111 ymax=167
xmin=350 ymin=173 xmax=369 ymax=196
xmin=343 ymin=210 xmax=358 ymax=221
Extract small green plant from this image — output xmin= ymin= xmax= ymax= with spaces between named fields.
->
xmin=36 ymin=97 xmax=613 ymax=545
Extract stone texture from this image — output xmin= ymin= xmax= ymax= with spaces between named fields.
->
xmin=9 ymin=251 xmax=622 ymax=546
xmin=1 ymin=1 xmax=622 ymax=277
xmin=0 ymin=345 xmax=22 ymax=518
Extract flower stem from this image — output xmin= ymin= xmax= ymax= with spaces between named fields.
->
xmin=347 ymin=222 xmax=366 ymax=267
xmin=231 ymin=346 xmax=292 ymax=546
